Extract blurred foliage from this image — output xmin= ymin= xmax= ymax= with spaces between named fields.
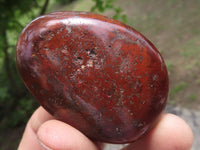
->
xmin=57 ymin=0 xmax=77 ymax=5
xmin=0 ymin=0 xmax=126 ymax=129
xmin=0 ymin=0 xmax=50 ymax=129
xmin=91 ymin=0 xmax=127 ymax=23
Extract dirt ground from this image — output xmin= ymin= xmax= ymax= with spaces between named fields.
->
xmin=1 ymin=0 xmax=200 ymax=149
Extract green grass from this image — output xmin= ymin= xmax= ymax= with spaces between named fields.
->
xmin=166 ymin=61 xmax=174 ymax=72
xmin=185 ymin=64 xmax=192 ymax=70
xmin=169 ymin=82 xmax=189 ymax=99
xmin=188 ymin=93 xmax=197 ymax=101
xmin=52 ymin=0 xmax=94 ymax=12
xmin=195 ymin=79 xmax=200 ymax=85
xmin=181 ymin=38 xmax=200 ymax=58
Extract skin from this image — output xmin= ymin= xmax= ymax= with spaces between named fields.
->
xmin=18 ymin=107 xmax=193 ymax=150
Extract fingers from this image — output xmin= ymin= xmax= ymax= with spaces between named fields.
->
xmin=122 ymin=113 xmax=193 ymax=150
xmin=18 ymin=107 xmax=193 ymax=150
xmin=18 ymin=107 xmax=99 ymax=150
xmin=37 ymin=120 xmax=99 ymax=150
xmin=18 ymin=107 xmax=54 ymax=150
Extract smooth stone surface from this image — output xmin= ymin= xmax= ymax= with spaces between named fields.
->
xmin=105 ymin=105 xmax=200 ymax=149
xmin=16 ymin=11 xmax=169 ymax=143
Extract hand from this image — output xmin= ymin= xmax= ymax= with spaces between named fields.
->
xmin=18 ymin=107 xmax=193 ymax=150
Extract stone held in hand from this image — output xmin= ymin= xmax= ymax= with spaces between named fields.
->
xmin=16 ymin=11 xmax=169 ymax=143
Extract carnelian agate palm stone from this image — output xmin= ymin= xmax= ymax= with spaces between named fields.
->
xmin=16 ymin=11 xmax=169 ymax=143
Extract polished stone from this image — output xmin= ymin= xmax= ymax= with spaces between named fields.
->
xmin=16 ymin=11 xmax=169 ymax=143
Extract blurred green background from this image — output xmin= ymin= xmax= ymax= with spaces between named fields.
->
xmin=0 ymin=0 xmax=199 ymax=149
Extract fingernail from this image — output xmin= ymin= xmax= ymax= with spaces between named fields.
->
xmin=38 ymin=139 xmax=53 ymax=150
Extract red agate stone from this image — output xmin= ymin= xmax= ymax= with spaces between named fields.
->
xmin=16 ymin=11 xmax=169 ymax=143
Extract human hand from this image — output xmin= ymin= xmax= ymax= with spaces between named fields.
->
xmin=18 ymin=107 xmax=193 ymax=150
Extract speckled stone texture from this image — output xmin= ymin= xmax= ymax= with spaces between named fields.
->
xmin=16 ymin=12 xmax=169 ymax=143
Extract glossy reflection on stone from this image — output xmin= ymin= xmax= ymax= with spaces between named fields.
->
xmin=16 ymin=11 xmax=169 ymax=143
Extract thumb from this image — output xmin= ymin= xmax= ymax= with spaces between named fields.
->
xmin=37 ymin=119 xmax=99 ymax=150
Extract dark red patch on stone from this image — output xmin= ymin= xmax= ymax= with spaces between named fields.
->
xmin=16 ymin=11 xmax=169 ymax=143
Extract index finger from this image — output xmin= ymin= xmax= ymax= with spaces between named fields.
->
xmin=18 ymin=107 xmax=54 ymax=150
xmin=18 ymin=107 xmax=101 ymax=150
